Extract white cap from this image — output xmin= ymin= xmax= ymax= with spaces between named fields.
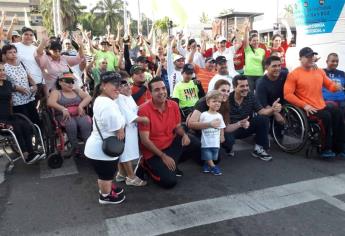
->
xmin=173 ymin=54 xmax=185 ymax=62
xmin=216 ymin=36 xmax=227 ymax=43
xmin=12 ymin=31 xmax=20 ymax=37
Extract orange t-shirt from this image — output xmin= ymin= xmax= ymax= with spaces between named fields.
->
xmin=194 ymin=64 xmax=216 ymax=92
xmin=284 ymin=67 xmax=337 ymax=110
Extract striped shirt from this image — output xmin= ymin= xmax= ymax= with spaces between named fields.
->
xmin=229 ymin=91 xmax=262 ymax=124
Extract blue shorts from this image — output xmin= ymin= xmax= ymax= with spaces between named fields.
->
xmin=201 ymin=148 xmax=219 ymax=161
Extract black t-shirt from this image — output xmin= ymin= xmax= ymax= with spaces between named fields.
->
xmin=229 ymin=91 xmax=263 ymax=124
xmin=194 ymin=96 xmax=208 ymax=113
xmin=0 ymin=80 xmax=14 ymax=121
xmin=255 ymin=71 xmax=287 ymax=107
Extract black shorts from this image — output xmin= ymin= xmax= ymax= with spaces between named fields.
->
xmin=89 ymin=159 xmax=118 ymax=181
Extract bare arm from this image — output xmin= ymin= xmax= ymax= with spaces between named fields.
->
xmin=6 ymin=15 xmax=18 ymax=41
xmin=77 ymin=89 xmax=92 ymax=109
xmin=36 ymin=30 xmax=49 ymax=56
xmin=139 ymin=131 xmax=167 ymax=159
xmin=243 ymin=19 xmax=250 ymax=49
xmin=47 ymin=91 xmax=66 ymax=112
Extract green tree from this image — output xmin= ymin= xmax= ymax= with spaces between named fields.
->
xmin=199 ymin=12 xmax=210 ymax=24
xmin=40 ymin=0 xmax=84 ymax=33
xmin=153 ymin=16 xmax=170 ymax=33
xmin=77 ymin=12 xmax=103 ymax=36
xmin=91 ymin=0 xmax=124 ymax=34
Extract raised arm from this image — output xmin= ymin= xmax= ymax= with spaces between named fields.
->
xmin=6 ymin=15 xmax=18 ymax=41
xmin=243 ymin=19 xmax=250 ymax=49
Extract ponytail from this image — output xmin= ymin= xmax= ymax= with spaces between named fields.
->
xmin=92 ymin=83 xmax=102 ymax=106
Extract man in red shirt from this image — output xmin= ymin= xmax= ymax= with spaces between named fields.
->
xmin=130 ymin=65 xmax=151 ymax=106
xmin=137 ymin=77 xmax=196 ymax=188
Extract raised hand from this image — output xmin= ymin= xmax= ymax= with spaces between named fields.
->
xmin=11 ymin=14 xmax=18 ymax=25
xmin=272 ymin=98 xmax=282 ymax=113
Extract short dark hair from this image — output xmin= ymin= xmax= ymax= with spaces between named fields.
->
xmin=49 ymin=40 xmax=62 ymax=51
xmin=118 ymin=70 xmax=130 ymax=79
xmin=264 ymin=56 xmax=281 ymax=67
xmin=1 ymin=44 xmax=17 ymax=55
xmin=22 ymin=27 xmax=34 ymax=34
xmin=232 ymin=74 xmax=247 ymax=88
xmin=148 ymin=76 xmax=164 ymax=92
xmin=188 ymin=39 xmax=196 ymax=46
xmin=327 ymin=53 xmax=338 ymax=60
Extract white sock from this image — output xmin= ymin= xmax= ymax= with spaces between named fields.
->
xmin=255 ymin=144 xmax=263 ymax=151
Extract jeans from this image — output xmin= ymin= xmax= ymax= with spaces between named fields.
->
xmin=201 ymin=148 xmax=219 ymax=161
xmin=231 ymin=115 xmax=270 ymax=149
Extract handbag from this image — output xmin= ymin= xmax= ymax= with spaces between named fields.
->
xmin=93 ymin=118 xmax=125 ymax=157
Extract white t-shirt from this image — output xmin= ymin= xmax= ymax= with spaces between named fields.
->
xmin=200 ymin=111 xmax=226 ymax=148
xmin=213 ymin=46 xmax=239 ymax=78
xmin=13 ymin=42 xmax=44 ymax=84
xmin=116 ymin=94 xmax=140 ymax=163
xmin=84 ymin=96 xmax=125 ymax=161
xmin=185 ymin=51 xmax=205 ymax=68
xmin=168 ymin=69 xmax=183 ymax=96
xmin=208 ymin=74 xmax=233 ymax=92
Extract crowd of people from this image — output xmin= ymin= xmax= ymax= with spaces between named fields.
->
xmin=1 ymin=12 xmax=345 ymax=205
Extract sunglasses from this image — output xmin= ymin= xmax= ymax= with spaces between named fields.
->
xmin=63 ymin=79 xmax=74 ymax=84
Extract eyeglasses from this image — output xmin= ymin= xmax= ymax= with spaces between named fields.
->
xmin=63 ymin=79 xmax=74 ymax=84
xmin=101 ymin=42 xmax=108 ymax=45
xmin=65 ymin=43 xmax=71 ymax=45
xmin=120 ymin=80 xmax=129 ymax=87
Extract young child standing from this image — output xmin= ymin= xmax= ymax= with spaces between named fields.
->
xmin=116 ymin=71 xmax=149 ymax=186
xmin=199 ymin=90 xmax=226 ymax=175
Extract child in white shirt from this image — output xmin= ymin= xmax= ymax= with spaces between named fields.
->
xmin=199 ymin=90 xmax=226 ymax=175
xmin=116 ymin=72 xmax=149 ymax=186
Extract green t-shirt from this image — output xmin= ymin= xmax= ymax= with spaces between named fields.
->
xmin=95 ymin=50 xmax=118 ymax=71
xmin=91 ymin=68 xmax=102 ymax=86
xmin=172 ymin=80 xmax=199 ymax=108
xmin=244 ymin=46 xmax=265 ymax=76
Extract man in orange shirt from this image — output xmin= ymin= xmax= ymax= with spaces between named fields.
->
xmin=187 ymin=46 xmax=216 ymax=92
xmin=284 ymin=47 xmax=345 ymax=158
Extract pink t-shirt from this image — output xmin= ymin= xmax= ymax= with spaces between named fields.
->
xmin=35 ymin=52 xmax=83 ymax=91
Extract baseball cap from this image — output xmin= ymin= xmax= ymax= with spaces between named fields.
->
xmin=173 ymin=54 xmax=185 ymax=62
xmin=215 ymin=56 xmax=227 ymax=65
xmin=205 ymin=57 xmax=215 ymax=64
xmin=216 ymin=36 xmax=227 ymax=43
xmin=136 ymin=56 xmax=148 ymax=63
xmin=299 ymin=47 xmax=318 ymax=58
xmin=100 ymin=71 xmax=122 ymax=85
xmin=182 ymin=63 xmax=194 ymax=74
xmin=12 ymin=31 xmax=21 ymax=37
xmin=59 ymin=72 xmax=74 ymax=80
xmin=130 ymin=64 xmax=145 ymax=75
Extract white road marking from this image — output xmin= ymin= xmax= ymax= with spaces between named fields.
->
xmin=106 ymin=174 xmax=345 ymax=236
xmin=40 ymin=158 xmax=78 ymax=179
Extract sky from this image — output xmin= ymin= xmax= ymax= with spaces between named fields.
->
xmin=80 ymin=0 xmax=295 ymax=25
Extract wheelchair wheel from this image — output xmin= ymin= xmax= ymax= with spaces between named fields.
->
xmin=40 ymin=110 xmax=56 ymax=155
xmin=47 ymin=153 xmax=63 ymax=169
xmin=272 ymin=104 xmax=309 ymax=153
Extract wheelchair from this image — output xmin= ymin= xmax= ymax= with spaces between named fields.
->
xmin=40 ymin=108 xmax=91 ymax=169
xmin=0 ymin=113 xmax=46 ymax=173
xmin=271 ymin=104 xmax=324 ymax=158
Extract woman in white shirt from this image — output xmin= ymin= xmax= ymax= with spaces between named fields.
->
xmin=84 ymin=71 xmax=126 ymax=205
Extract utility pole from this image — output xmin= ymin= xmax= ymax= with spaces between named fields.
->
xmin=123 ymin=0 xmax=128 ymax=36
xmin=137 ymin=0 xmax=141 ymax=35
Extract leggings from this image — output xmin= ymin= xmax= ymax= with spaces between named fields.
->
xmin=2 ymin=117 xmax=34 ymax=154
xmin=57 ymin=115 xmax=92 ymax=148
xmin=13 ymin=101 xmax=41 ymax=127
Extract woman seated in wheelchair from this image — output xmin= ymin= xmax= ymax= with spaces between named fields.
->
xmin=47 ymin=72 xmax=92 ymax=156
xmin=0 ymin=61 xmax=41 ymax=164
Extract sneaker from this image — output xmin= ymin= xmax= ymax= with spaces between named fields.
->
xmin=26 ymin=152 xmax=41 ymax=164
xmin=115 ymin=173 xmax=126 ymax=182
xmin=99 ymin=190 xmax=125 ymax=205
xmin=202 ymin=163 xmax=210 ymax=173
xmin=320 ymin=150 xmax=336 ymax=159
xmin=99 ymin=184 xmax=124 ymax=195
xmin=175 ymin=168 xmax=183 ymax=177
xmin=251 ymin=147 xmax=273 ymax=161
xmin=125 ymin=176 xmax=147 ymax=186
xmin=227 ymin=151 xmax=235 ymax=157
xmin=210 ymin=165 xmax=222 ymax=176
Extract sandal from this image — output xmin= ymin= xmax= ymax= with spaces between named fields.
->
xmin=115 ymin=172 xmax=126 ymax=182
xmin=125 ymin=176 xmax=147 ymax=187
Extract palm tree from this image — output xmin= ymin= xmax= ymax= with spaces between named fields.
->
xmin=91 ymin=0 xmax=124 ymax=33
xmin=199 ymin=12 xmax=210 ymax=24
xmin=40 ymin=0 xmax=83 ymax=33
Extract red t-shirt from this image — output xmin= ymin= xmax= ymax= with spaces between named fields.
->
xmin=131 ymin=85 xmax=152 ymax=106
xmin=233 ymin=45 xmax=245 ymax=71
xmin=267 ymin=41 xmax=289 ymax=68
xmin=138 ymin=100 xmax=181 ymax=160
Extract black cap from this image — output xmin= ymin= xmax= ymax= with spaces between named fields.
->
xmin=205 ymin=57 xmax=215 ymax=64
xmin=299 ymin=47 xmax=318 ymax=57
xmin=100 ymin=71 xmax=122 ymax=85
xmin=188 ymin=38 xmax=196 ymax=46
xmin=182 ymin=63 xmax=194 ymax=74
xmin=215 ymin=56 xmax=227 ymax=65
xmin=130 ymin=64 xmax=145 ymax=75
xmin=135 ymin=56 xmax=148 ymax=63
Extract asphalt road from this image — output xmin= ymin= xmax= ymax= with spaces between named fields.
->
xmin=1 ymin=139 xmax=345 ymax=236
